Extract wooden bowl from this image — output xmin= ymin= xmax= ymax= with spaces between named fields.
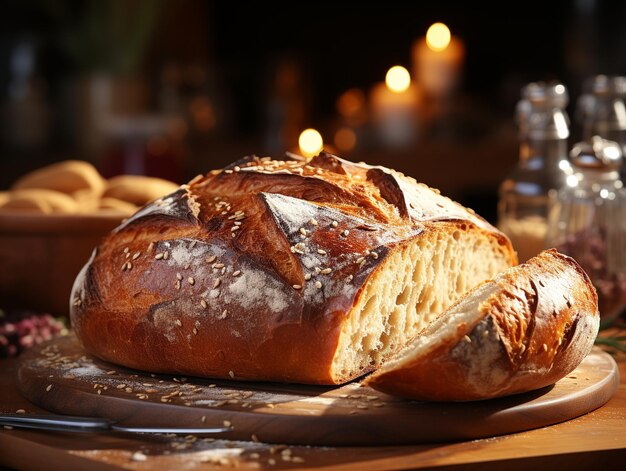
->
xmin=0 ymin=212 xmax=124 ymax=316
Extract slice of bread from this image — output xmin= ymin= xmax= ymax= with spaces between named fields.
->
xmin=365 ymin=249 xmax=599 ymax=401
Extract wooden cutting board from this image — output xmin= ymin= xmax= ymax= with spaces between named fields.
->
xmin=16 ymin=335 xmax=619 ymax=447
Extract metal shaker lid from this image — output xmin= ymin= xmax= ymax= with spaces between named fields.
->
xmin=578 ymin=76 xmax=626 ymax=139
xmin=570 ymin=136 xmax=623 ymax=170
xmin=519 ymin=82 xmax=570 ymax=140
xmin=522 ymin=81 xmax=569 ymax=109
xmin=586 ymin=75 xmax=626 ymax=97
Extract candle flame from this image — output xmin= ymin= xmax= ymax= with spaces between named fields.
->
xmin=385 ymin=66 xmax=411 ymax=93
xmin=298 ymin=128 xmax=323 ymax=158
xmin=426 ymin=22 xmax=451 ymax=51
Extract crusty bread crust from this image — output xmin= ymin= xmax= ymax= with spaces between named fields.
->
xmin=365 ymin=250 xmax=600 ymax=400
xmin=70 ymin=152 xmax=516 ymax=384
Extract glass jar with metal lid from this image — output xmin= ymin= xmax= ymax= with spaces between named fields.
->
xmin=577 ymin=75 xmax=626 ymax=156
xmin=546 ymin=136 xmax=626 ymax=326
xmin=498 ymin=82 xmax=572 ymax=262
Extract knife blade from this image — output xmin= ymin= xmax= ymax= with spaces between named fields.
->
xmin=0 ymin=413 xmax=232 ymax=435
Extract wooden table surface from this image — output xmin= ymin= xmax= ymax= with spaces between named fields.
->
xmin=1 ymin=341 xmax=626 ymax=470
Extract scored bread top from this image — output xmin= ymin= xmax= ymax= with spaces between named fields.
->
xmin=70 ymin=152 xmax=516 ymax=384
xmin=113 ymin=151 xmax=511 ymax=286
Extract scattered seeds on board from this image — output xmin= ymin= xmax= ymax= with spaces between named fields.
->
xmin=130 ymin=451 xmax=147 ymax=462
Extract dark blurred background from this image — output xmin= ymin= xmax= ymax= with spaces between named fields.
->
xmin=1 ymin=0 xmax=625 ymax=222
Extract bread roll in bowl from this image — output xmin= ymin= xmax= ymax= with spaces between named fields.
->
xmin=98 ymin=197 xmax=138 ymax=214
xmin=103 ymin=175 xmax=180 ymax=206
xmin=12 ymin=160 xmax=105 ymax=196
xmin=0 ymin=189 xmax=79 ymax=214
xmin=71 ymin=152 xmax=516 ymax=384
xmin=365 ymin=249 xmax=599 ymax=401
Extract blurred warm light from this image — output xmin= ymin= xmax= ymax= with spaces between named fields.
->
xmin=167 ymin=117 xmax=188 ymax=140
xmin=190 ymin=96 xmax=216 ymax=132
xmin=385 ymin=66 xmax=411 ymax=93
xmin=147 ymin=136 xmax=169 ymax=156
xmin=337 ymin=89 xmax=365 ymax=118
xmin=299 ymin=128 xmax=323 ymax=158
xmin=185 ymin=65 xmax=208 ymax=87
xmin=334 ymin=127 xmax=356 ymax=152
xmin=426 ymin=22 xmax=451 ymax=51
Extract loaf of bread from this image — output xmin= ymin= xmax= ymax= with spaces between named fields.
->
xmin=70 ymin=152 xmax=516 ymax=384
xmin=365 ymin=249 xmax=599 ymax=400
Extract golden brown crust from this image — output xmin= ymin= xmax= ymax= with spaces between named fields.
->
xmin=70 ymin=152 xmax=516 ymax=384
xmin=365 ymin=250 xmax=600 ymax=400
